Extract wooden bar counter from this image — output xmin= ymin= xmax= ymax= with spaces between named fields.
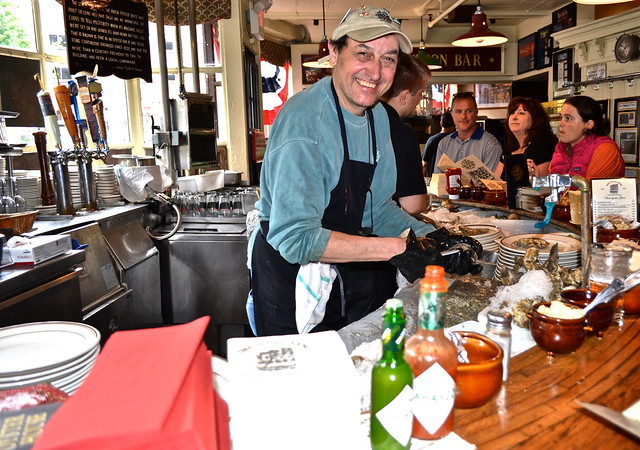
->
xmin=454 ymin=315 xmax=640 ymax=448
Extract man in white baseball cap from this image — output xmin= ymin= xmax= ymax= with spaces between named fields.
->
xmin=249 ymin=6 xmax=481 ymax=336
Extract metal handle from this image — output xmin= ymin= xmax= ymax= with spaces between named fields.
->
xmin=0 ymin=266 xmax=83 ymax=312
xmin=145 ymin=202 xmax=182 ymax=241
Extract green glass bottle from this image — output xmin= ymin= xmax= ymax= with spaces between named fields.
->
xmin=370 ymin=298 xmax=414 ymax=450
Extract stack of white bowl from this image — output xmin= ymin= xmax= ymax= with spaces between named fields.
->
xmin=0 ymin=322 xmax=101 ymax=395
xmin=94 ymin=165 xmax=121 ymax=203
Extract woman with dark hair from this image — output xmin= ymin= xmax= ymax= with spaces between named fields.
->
xmin=494 ymin=96 xmax=557 ymax=179
xmin=549 ymin=95 xmax=625 ymax=180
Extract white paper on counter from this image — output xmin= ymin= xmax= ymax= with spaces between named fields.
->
xmin=226 ymin=331 xmax=364 ymax=450
xmin=576 ymin=400 xmax=640 ymax=439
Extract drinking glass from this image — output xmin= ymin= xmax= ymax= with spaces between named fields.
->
xmin=218 ymin=193 xmax=231 ymax=217
xmin=197 ymin=192 xmax=207 ymax=217
xmin=0 ymin=179 xmax=16 ymax=214
xmin=206 ymin=192 xmax=219 ymax=217
xmin=241 ymin=188 xmax=259 ymax=215
xmin=231 ymin=193 xmax=243 ymax=216
xmin=9 ymin=178 xmax=26 ymax=212
xmin=587 ymin=243 xmax=632 ymax=326
xmin=424 ymin=178 xmax=432 ymax=213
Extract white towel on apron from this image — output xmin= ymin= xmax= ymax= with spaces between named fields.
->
xmin=295 ymin=263 xmax=338 ymax=334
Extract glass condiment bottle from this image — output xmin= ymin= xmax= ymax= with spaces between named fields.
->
xmin=405 ymin=265 xmax=457 ymax=440
xmin=486 ymin=310 xmax=512 ymax=382
xmin=445 ymin=167 xmax=461 ymax=200
xmin=370 ymin=298 xmax=414 ymax=450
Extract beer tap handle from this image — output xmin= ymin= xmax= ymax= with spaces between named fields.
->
xmin=75 ymin=75 xmax=100 ymax=144
xmin=53 ymin=80 xmax=79 ymax=147
xmin=89 ymin=77 xmax=108 ymax=149
xmin=34 ymin=73 xmax=62 ymax=148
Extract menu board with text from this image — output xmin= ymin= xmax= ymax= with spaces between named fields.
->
xmin=63 ymin=0 xmax=152 ymax=81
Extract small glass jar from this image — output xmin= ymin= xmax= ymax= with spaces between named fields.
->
xmin=459 ymin=185 xmax=472 ymax=200
xmin=470 ymin=186 xmax=484 ymax=201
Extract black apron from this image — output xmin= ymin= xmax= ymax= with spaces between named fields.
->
xmin=251 ymin=82 xmax=397 ymax=336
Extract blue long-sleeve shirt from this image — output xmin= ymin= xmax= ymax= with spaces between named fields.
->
xmin=256 ymin=77 xmax=434 ymax=265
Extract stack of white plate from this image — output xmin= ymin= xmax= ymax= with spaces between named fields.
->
xmin=494 ymin=233 xmax=581 ymax=279
xmin=449 ymin=223 xmax=502 ymax=253
xmin=15 ymin=176 xmax=40 ymax=210
xmin=0 ymin=322 xmax=101 ymax=395
xmin=95 ymin=165 xmax=121 ymax=203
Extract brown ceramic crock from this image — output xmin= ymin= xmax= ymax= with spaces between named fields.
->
xmin=454 ymin=331 xmax=503 ymax=409
xmin=560 ymin=289 xmax=614 ymax=337
xmin=483 ymin=189 xmax=507 ymax=204
xmin=529 ymin=302 xmax=587 ymax=356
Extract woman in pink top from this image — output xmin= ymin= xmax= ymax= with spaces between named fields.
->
xmin=549 ymin=95 xmax=625 ymax=180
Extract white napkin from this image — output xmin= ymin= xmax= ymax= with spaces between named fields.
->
xmin=295 ymin=262 xmax=338 ymax=334
xmin=115 ymin=165 xmax=154 ymax=202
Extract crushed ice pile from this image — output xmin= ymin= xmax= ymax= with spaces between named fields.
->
xmin=486 ymin=270 xmax=553 ymax=317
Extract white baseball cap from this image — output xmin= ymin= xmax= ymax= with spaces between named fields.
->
xmin=331 ymin=6 xmax=412 ymax=54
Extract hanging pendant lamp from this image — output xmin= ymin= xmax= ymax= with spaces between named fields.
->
xmin=416 ymin=15 xmax=442 ymax=70
xmin=574 ymin=0 xmax=632 ymax=4
xmin=451 ymin=2 xmax=508 ymax=47
xmin=303 ymin=0 xmax=332 ymax=68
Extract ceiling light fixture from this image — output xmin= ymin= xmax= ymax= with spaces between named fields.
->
xmin=573 ymin=0 xmax=633 ymax=4
xmin=303 ymin=0 xmax=332 ymax=68
xmin=451 ymin=1 xmax=508 ymax=47
xmin=416 ymin=15 xmax=442 ymax=70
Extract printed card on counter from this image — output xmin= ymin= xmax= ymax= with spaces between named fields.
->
xmin=480 ymin=179 xmax=507 ymax=190
xmin=436 ymin=154 xmax=498 ymax=186
xmin=591 ymin=178 xmax=637 ymax=222
xmin=226 ymin=331 xmax=365 ymax=449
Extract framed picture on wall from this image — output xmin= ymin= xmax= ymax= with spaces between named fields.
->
xmin=301 ymin=55 xmax=330 ymax=85
xmin=596 ymin=99 xmax=610 ymax=122
xmin=518 ymin=33 xmax=537 ymax=74
xmin=474 ymin=83 xmax=511 ymax=108
xmin=614 ymin=97 xmax=640 ymax=165
xmin=552 ymin=2 xmax=577 ymax=33
xmin=553 ymin=49 xmax=573 ymax=88
xmin=536 ymin=26 xmax=554 ymax=69
xmin=616 ymin=128 xmax=638 ymax=164
xmin=618 ymin=111 xmax=636 ymax=127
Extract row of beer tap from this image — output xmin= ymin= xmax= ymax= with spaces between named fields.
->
xmin=35 ymin=67 xmax=110 ymax=214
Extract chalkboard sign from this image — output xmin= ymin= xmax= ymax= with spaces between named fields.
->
xmin=63 ymin=0 xmax=152 ymax=81
xmin=0 ymin=55 xmax=43 ymax=127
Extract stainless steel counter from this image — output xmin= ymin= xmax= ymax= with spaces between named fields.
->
xmin=4 ymin=203 xmax=162 ymax=344
xmin=0 ymin=250 xmax=86 ymax=327
xmin=22 ymin=204 xmax=149 ymax=237
xmin=0 ymin=250 xmax=85 ymax=302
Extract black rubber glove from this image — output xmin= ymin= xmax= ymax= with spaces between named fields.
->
xmin=425 ymin=227 xmax=483 ymax=257
xmin=389 ymin=230 xmax=483 ymax=282
xmin=389 ymin=230 xmax=444 ymax=282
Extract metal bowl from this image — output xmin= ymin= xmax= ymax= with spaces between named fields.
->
xmin=224 ymin=170 xmax=242 ymax=186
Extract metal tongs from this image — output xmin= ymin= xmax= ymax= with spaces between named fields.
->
xmin=583 ymin=269 xmax=640 ymax=314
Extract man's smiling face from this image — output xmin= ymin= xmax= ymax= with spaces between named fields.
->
xmin=329 ymin=36 xmax=399 ymax=116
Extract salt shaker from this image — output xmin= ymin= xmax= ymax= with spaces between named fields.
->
xmin=486 ymin=309 xmax=512 ymax=382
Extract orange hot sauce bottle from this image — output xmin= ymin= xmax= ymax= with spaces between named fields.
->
xmin=404 ymin=265 xmax=458 ymax=440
